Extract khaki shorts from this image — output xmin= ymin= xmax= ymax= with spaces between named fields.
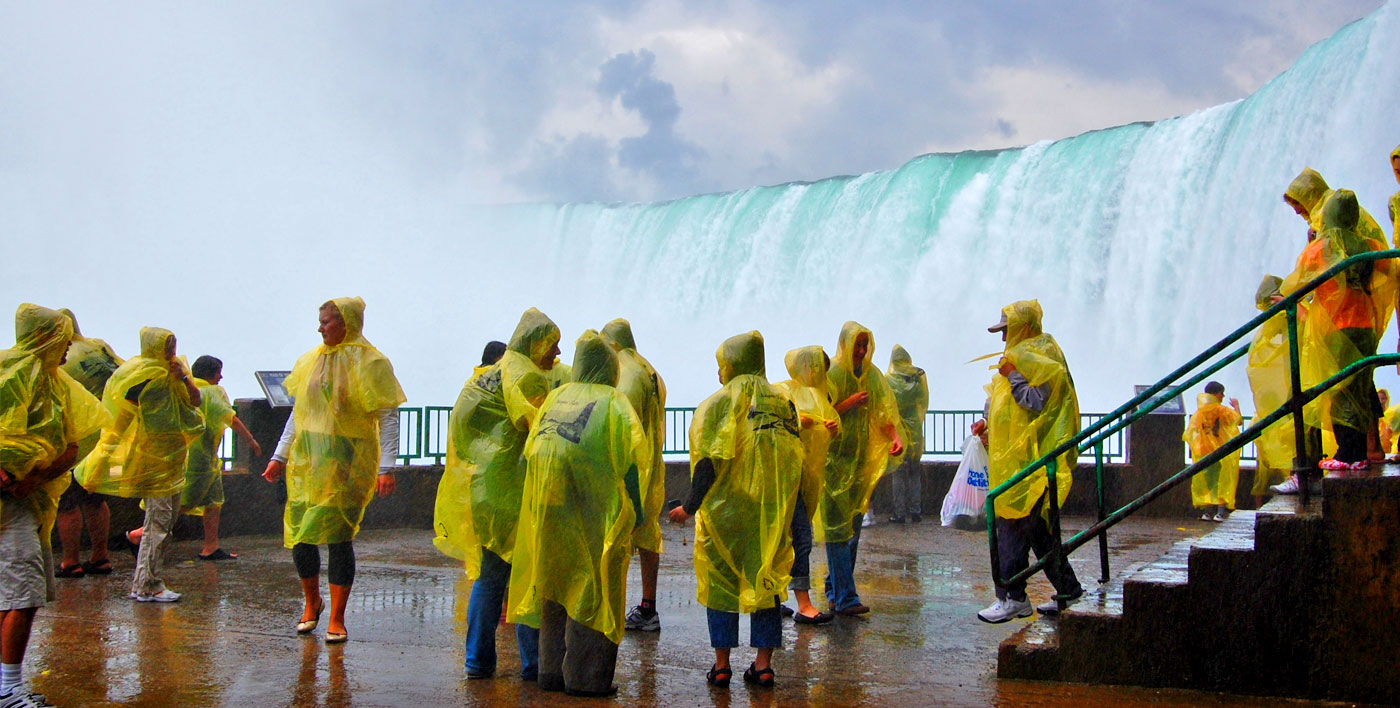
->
xmin=0 ymin=498 xmax=54 ymax=610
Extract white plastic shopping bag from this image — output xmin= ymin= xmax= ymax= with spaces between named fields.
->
xmin=941 ymin=435 xmax=989 ymax=530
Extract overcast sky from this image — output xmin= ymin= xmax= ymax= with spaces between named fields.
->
xmin=1 ymin=1 xmax=1386 ymax=207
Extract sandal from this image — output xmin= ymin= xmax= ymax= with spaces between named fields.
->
xmin=55 ymin=563 xmax=84 ymax=579
xmin=743 ymin=663 xmax=775 ymax=687
xmin=81 ymin=559 xmax=113 ymax=575
xmin=705 ymin=664 xmax=732 ymax=688
xmin=297 ymin=599 xmax=325 ymax=634
xmin=198 ymin=549 xmax=238 ymax=561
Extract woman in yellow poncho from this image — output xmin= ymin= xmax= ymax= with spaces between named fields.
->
xmin=1185 ymin=383 xmax=1242 ymax=521
xmin=261 ymin=297 xmax=405 ymax=643
xmin=435 ymin=307 xmax=558 ymax=679
xmin=77 ymin=326 xmax=203 ymax=602
xmin=668 ymin=331 xmax=803 ymax=689
xmin=598 ymin=318 xmax=669 ymax=633
xmin=822 ymin=322 xmax=903 ymax=617
xmin=1245 ymin=275 xmax=1296 ymax=497
xmin=0 ymin=304 xmax=107 ymax=702
xmin=507 ymin=331 xmax=648 ymax=697
xmin=772 ymin=345 xmax=839 ymax=625
xmin=884 ymin=344 xmax=928 ymax=523
xmin=977 ymin=300 xmax=1084 ymax=624
xmin=1281 ymin=190 xmax=1392 ymax=470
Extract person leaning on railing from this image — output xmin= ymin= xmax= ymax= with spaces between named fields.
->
xmin=976 ymin=300 xmax=1084 ymax=624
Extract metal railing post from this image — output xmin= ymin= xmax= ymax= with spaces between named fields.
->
xmin=1095 ymin=442 xmax=1109 ymax=583
xmin=1285 ymin=302 xmax=1311 ymax=505
xmin=1045 ymin=457 xmax=1067 ymax=610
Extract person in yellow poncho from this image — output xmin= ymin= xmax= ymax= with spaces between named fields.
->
xmin=598 ymin=319 xmax=669 ymax=634
xmin=1245 ymin=275 xmax=1296 ymax=500
xmin=174 ymin=355 xmax=260 ymax=560
xmin=0 ymin=304 xmax=108 ymax=704
xmin=434 ymin=307 xmax=558 ymax=680
xmin=884 ymin=344 xmax=928 ymax=524
xmin=772 ymin=346 xmax=839 ymax=625
xmin=477 ymin=340 xmax=506 ymax=378
xmin=261 ymin=297 xmax=405 ymax=644
xmin=1281 ymin=190 xmax=1392 ymax=472
xmin=976 ymin=300 xmax=1084 ymax=624
xmin=1390 ymin=144 xmax=1400 ymax=245
xmin=76 ymin=326 xmax=203 ymax=602
xmin=667 ymin=331 xmax=803 ymax=689
xmin=821 ymin=322 xmax=903 ymax=617
xmin=1185 ymin=383 xmax=1242 ymax=522
xmin=54 ymin=309 xmax=123 ymax=579
xmin=507 ymin=331 xmax=648 ymax=697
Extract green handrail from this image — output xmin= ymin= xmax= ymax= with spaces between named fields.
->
xmin=987 ymin=249 xmax=1400 ymax=601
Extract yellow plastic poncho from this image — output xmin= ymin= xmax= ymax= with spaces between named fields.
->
xmin=986 ymin=301 xmax=1080 ymax=520
xmin=822 ymin=322 xmax=899 ymax=542
xmin=1245 ymin=276 xmax=1296 ymax=492
xmin=1281 ymin=191 xmax=1393 ymax=433
xmin=0 ymin=305 xmax=108 ymax=546
xmin=280 ymin=297 xmax=406 ymax=547
xmin=690 ymin=332 xmax=804 ymax=613
xmin=600 ymin=318 xmax=667 ymax=554
xmin=885 ymin=344 xmax=929 ymax=469
xmin=433 ymin=308 xmax=558 ymax=576
xmin=57 ymin=309 xmax=123 ymax=398
xmin=76 ymin=327 xmax=203 ymax=499
xmin=507 ymin=332 xmax=649 ymax=644
xmin=1184 ymin=393 xmax=1242 ymax=510
xmin=180 ymin=378 xmax=236 ymax=515
xmin=772 ymin=346 xmax=839 ymax=530
xmin=546 ymin=359 xmax=572 ymax=390
xmin=1390 ymin=145 xmax=1400 ymax=245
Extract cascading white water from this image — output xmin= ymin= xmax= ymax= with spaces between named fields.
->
xmin=460 ymin=3 xmax=1400 ymax=411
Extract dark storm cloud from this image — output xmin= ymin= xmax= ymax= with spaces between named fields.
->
xmin=597 ymin=49 xmax=704 ymax=196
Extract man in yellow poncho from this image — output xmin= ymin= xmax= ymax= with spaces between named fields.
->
xmin=507 ymin=331 xmax=648 ymax=697
xmin=54 ymin=309 xmax=122 ymax=579
xmin=76 ymin=326 xmax=203 ymax=602
xmin=1185 ymin=382 xmax=1242 ymax=522
xmin=597 ymin=319 xmax=669 ymax=634
xmin=0 ymin=304 xmax=107 ymax=704
xmin=773 ymin=346 xmax=839 ymax=625
xmin=175 ymin=355 xmax=260 ymax=560
xmin=822 ymin=322 xmax=903 ymax=617
xmin=884 ymin=345 xmax=928 ymax=524
xmin=667 ymin=331 xmax=802 ymax=689
xmin=434 ymin=307 xmax=558 ymax=679
xmin=977 ymin=300 xmax=1084 ymax=624
xmin=261 ymin=297 xmax=405 ymax=643
xmin=1281 ymin=190 xmax=1392 ymax=472
xmin=1246 ymin=275 xmax=1296 ymax=498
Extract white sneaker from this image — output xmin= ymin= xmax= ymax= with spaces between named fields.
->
xmin=1213 ymin=512 xmax=1229 ymax=522
xmin=977 ymin=597 xmax=1033 ymax=623
xmin=0 ymin=689 xmax=55 ymax=707
xmin=135 ymin=589 xmax=181 ymax=603
xmin=1200 ymin=513 xmax=1213 ymax=521
xmin=861 ymin=515 xmax=875 ymax=528
xmin=1269 ymin=476 xmax=1300 ymax=495
xmin=1036 ymin=593 xmax=1082 ymax=615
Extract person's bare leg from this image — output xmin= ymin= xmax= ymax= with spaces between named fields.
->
xmin=84 ymin=502 xmax=110 ymax=564
xmin=639 ymin=549 xmax=659 ymax=603
xmin=753 ymin=647 xmax=773 ymax=671
xmin=300 ymin=576 xmax=323 ymax=624
xmin=794 ymin=589 xmax=819 ymax=617
xmin=712 ymin=647 xmax=731 ymax=671
xmin=327 ymin=583 xmax=351 ymax=636
xmin=57 ymin=509 xmax=84 ymax=569
xmin=0 ymin=608 xmax=37 ymax=665
xmin=200 ymin=505 xmax=230 ymax=557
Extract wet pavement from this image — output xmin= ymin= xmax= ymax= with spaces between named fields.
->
xmin=26 ymin=515 xmax=1370 ymax=707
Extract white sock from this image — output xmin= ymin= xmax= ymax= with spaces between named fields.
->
xmin=1 ymin=662 xmax=22 ymax=694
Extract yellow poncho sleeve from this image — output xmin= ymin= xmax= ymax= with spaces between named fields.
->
xmin=613 ymin=349 xmax=667 ymax=553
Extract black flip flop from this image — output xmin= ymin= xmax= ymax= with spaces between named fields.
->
xmin=794 ymin=610 xmax=834 ymax=625
xmin=198 ymin=549 xmax=238 ymax=561
xmin=81 ymin=559 xmax=113 ymax=575
xmin=55 ymin=563 xmax=84 ymax=579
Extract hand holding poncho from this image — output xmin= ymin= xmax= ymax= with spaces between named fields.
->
xmin=281 ymin=297 xmax=405 ymax=547
xmin=434 ymin=308 xmax=558 ymax=576
xmin=77 ymin=327 xmax=203 ymax=499
xmin=822 ymin=322 xmax=899 ymax=542
xmin=986 ymin=301 xmax=1080 ymax=520
xmin=0 ymin=305 xmax=108 ymax=543
xmin=690 ymin=331 xmax=804 ymax=613
xmin=507 ymin=332 xmax=649 ymax=644
xmin=600 ymin=318 xmax=667 ymax=554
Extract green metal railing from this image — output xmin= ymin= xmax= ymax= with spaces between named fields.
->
xmin=987 ymin=249 xmax=1400 ymax=607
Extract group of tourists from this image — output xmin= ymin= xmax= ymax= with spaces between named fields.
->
xmin=0 ymin=146 xmax=1395 ymax=707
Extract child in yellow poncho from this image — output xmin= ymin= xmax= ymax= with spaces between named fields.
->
xmin=1185 ymin=382 xmax=1242 ymax=522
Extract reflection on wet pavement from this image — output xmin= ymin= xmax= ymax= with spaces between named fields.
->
xmin=26 ymin=516 xmax=1369 ymax=707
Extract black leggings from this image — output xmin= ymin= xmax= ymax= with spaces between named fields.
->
xmin=292 ymin=541 xmax=355 ymax=586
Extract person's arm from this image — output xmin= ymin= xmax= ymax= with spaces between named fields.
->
xmin=375 ymin=409 xmax=399 ymax=497
xmin=1 ymin=443 xmax=80 ymax=499
xmin=882 ymin=421 xmax=905 ymax=456
xmin=668 ymin=457 xmax=716 ymax=523
xmin=834 ymin=391 xmax=869 ymax=415
xmin=229 ymin=416 xmax=262 ymax=460
xmin=624 ymin=463 xmax=643 ymax=529
xmin=1007 ymin=370 xmax=1049 ymax=414
xmin=169 ymin=359 xmax=201 ymax=406
xmin=262 ymin=415 xmax=296 ymax=482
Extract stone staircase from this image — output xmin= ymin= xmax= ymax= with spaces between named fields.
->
xmin=998 ymin=473 xmax=1399 ymax=705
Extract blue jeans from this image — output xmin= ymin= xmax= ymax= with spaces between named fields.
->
xmin=706 ymin=605 xmax=782 ymax=649
xmin=824 ymin=513 xmax=863 ymax=610
xmin=789 ymin=497 xmax=813 ymax=592
xmin=465 ymin=548 xmax=540 ymax=678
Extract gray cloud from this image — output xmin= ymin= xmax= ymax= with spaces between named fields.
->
xmin=598 ymin=49 xmax=705 ymax=196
